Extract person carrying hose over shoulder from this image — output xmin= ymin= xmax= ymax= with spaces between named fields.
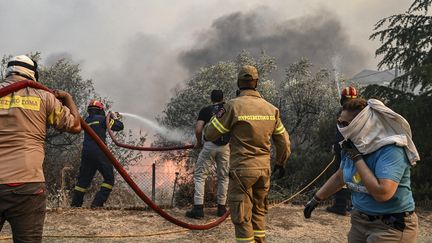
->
xmin=204 ymin=65 xmax=291 ymax=243
xmin=0 ymin=55 xmax=81 ymax=243
xmin=304 ymin=98 xmax=419 ymax=243
xmin=326 ymin=86 xmax=358 ymax=216
xmin=186 ymin=90 xmax=231 ymax=219
xmin=71 ymin=100 xmax=124 ymax=208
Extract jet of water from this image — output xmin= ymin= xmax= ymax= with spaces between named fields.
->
xmin=120 ymin=112 xmax=192 ymax=143
xmin=332 ymin=55 xmax=342 ymax=99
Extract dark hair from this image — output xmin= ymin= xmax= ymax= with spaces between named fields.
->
xmin=342 ymin=98 xmax=367 ymax=116
xmin=237 ymin=79 xmax=257 ymax=89
xmin=87 ymin=108 xmax=105 ymax=116
xmin=211 ymin=90 xmax=223 ymax=102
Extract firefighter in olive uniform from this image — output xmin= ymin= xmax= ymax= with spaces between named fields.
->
xmin=71 ymin=100 xmax=124 ymax=208
xmin=204 ymin=65 xmax=291 ymax=243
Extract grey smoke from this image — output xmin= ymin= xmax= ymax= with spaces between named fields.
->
xmin=1 ymin=1 xmax=403 ymax=121
xmin=93 ymin=34 xmax=187 ymax=118
xmin=180 ymin=9 xmax=368 ymax=78
xmin=44 ymin=52 xmax=74 ymax=66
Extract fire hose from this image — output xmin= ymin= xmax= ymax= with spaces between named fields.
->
xmin=0 ymin=80 xmax=229 ymax=230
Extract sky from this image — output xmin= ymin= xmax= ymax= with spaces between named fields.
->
xmin=0 ymin=0 xmax=413 ymax=120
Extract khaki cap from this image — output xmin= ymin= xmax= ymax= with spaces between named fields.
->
xmin=238 ymin=65 xmax=259 ymax=81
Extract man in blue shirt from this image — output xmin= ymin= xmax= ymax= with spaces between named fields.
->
xmin=71 ymin=100 xmax=124 ymax=208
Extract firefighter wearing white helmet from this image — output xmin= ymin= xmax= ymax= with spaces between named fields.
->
xmin=204 ymin=65 xmax=291 ymax=243
xmin=5 ymin=55 xmax=39 ymax=81
xmin=0 ymin=55 xmax=81 ymax=242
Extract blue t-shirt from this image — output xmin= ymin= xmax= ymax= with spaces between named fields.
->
xmin=341 ymin=144 xmax=415 ymax=215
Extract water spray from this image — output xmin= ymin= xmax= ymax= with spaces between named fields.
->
xmin=332 ymin=55 xmax=342 ymax=99
xmin=107 ymin=114 xmax=194 ymax=151
xmin=120 ymin=112 xmax=192 ymax=143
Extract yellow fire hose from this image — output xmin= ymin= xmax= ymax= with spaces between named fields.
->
xmin=0 ymin=229 xmax=190 ymax=240
xmin=270 ymin=156 xmax=336 ymax=208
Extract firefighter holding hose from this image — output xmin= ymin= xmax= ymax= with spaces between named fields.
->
xmin=71 ymin=100 xmax=124 ymax=208
xmin=0 ymin=55 xmax=81 ymax=242
xmin=204 ymin=65 xmax=291 ymax=243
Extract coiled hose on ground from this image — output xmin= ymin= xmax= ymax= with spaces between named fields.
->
xmin=0 ymin=80 xmax=229 ymax=230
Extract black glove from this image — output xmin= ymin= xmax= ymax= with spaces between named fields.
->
xmin=342 ymin=139 xmax=362 ymax=162
xmin=110 ymin=111 xmax=121 ymax=119
xmin=304 ymin=195 xmax=321 ymax=219
xmin=272 ymin=164 xmax=285 ymax=179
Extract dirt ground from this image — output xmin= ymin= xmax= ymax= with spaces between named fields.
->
xmin=0 ymin=205 xmax=431 ymax=242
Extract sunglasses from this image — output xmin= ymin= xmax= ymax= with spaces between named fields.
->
xmin=337 ymin=120 xmax=351 ymax=128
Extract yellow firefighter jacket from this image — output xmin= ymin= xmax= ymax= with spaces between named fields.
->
xmin=204 ymin=89 xmax=291 ymax=170
xmin=0 ymin=75 xmax=78 ymax=184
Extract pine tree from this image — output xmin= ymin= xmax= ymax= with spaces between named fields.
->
xmin=370 ymin=0 xmax=432 ymax=92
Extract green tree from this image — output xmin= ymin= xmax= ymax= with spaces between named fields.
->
xmin=366 ymin=0 xmax=432 ymax=201
xmin=275 ymin=59 xmax=339 ymax=192
xmin=278 ymin=59 xmax=339 ymax=148
xmin=370 ymin=0 xmax=432 ymax=92
xmin=362 ymin=85 xmax=432 ymax=200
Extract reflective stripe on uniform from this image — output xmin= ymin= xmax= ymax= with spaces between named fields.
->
xmin=211 ymin=117 xmax=230 ymax=134
xmin=0 ymin=95 xmax=41 ymax=111
xmin=273 ymin=124 xmax=285 ymax=135
xmin=48 ymin=107 xmax=64 ymax=125
xmin=88 ymin=121 xmax=100 ymax=126
xmin=238 ymin=115 xmax=275 ymax=121
xmin=254 ymin=230 xmax=265 ymax=238
xmin=74 ymin=186 xmax=87 ymax=192
xmin=236 ymin=236 xmax=255 ymax=242
xmin=101 ymin=183 xmax=113 ymax=190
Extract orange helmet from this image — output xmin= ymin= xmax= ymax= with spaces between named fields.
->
xmin=88 ymin=99 xmax=104 ymax=110
xmin=341 ymin=86 xmax=357 ymax=99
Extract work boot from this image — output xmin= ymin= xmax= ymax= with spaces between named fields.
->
xmin=326 ymin=206 xmax=348 ymax=216
xmin=326 ymin=188 xmax=349 ymax=216
xmin=71 ymin=191 xmax=85 ymax=207
xmin=91 ymin=187 xmax=112 ymax=208
xmin=217 ymin=204 xmax=227 ymax=216
xmin=185 ymin=205 xmax=204 ymax=219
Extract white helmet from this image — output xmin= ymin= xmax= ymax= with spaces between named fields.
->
xmin=6 ymin=55 xmax=38 ymax=81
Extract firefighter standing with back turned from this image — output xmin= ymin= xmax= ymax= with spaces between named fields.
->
xmin=186 ymin=89 xmax=230 ymax=219
xmin=71 ymin=100 xmax=124 ymax=208
xmin=0 ymin=55 xmax=81 ymax=243
xmin=205 ymin=65 xmax=291 ymax=243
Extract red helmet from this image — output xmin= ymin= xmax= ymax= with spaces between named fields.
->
xmin=88 ymin=99 xmax=104 ymax=110
xmin=341 ymin=86 xmax=357 ymax=99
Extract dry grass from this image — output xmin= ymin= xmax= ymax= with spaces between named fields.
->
xmin=0 ymin=205 xmax=431 ymax=242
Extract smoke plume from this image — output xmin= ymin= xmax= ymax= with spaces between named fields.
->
xmin=94 ymin=34 xmax=188 ymax=118
xmin=180 ymin=9 xmax=367 ymax=78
